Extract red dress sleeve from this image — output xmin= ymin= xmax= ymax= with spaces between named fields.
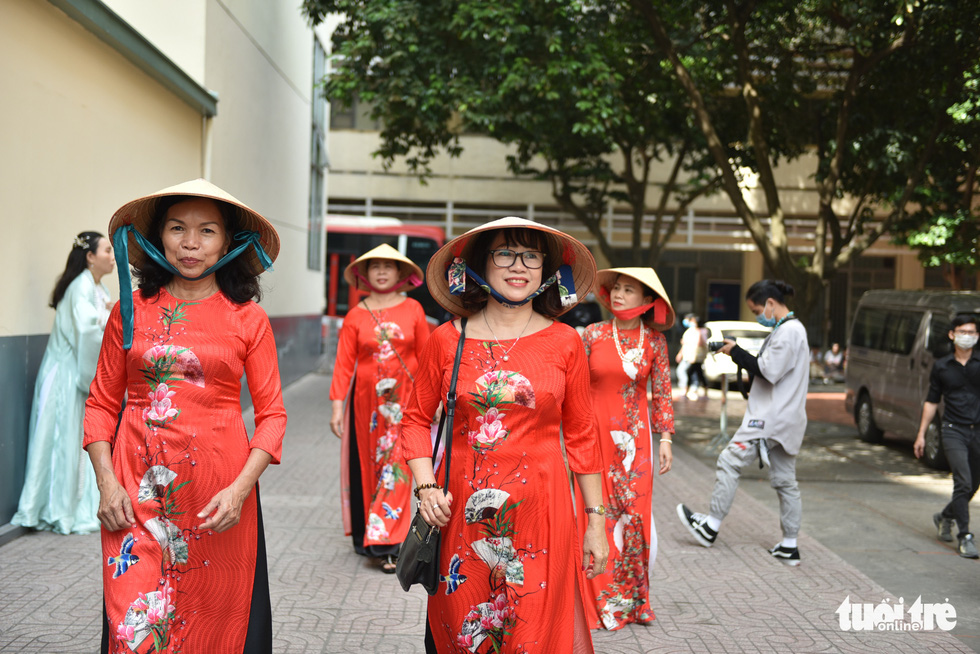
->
xmin=402 ymin=324 xmax=452 ymax=462
xmin=413 ymin=301 xmax=430 ymax=357
xmin=559 ymin=326 xmax=601 ymax=474
xmin=329 ymin=311 xmax=361 ymax=402
xmin=84 ymin=300 xmax=127 ymax=449
xmin=647 ymin=329 xmax=675 ymax=434
xmin=243 ymin=304 xmax=288 ymax=464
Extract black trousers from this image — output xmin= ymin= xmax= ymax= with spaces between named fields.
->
xmin=940 ymin=423 xmax=980 ymax=538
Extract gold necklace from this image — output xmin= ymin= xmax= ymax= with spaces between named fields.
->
xmin=483 ymin=311 xmax=533 ymax=362
xmin=612 ymin=319 xmax=644 ymax=362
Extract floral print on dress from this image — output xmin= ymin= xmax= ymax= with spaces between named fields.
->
xmin=115 ymin=583 xmax=176 ymax=652
xmin=445 ymin=348 xmax=550 ymax=652
xmin=110 ymin=301 xmax=203 ymax=653
xmin=579 ymin=321 xmax=674 ymax=631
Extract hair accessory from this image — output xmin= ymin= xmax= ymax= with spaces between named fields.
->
xmin=73 ymin=235 xmax=89 ymax=250
xmin=448 ymin=257 xmax=467 ymax=296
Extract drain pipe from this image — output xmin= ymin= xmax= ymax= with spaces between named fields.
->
xmin=201 ymin=114 xmax=214 ymax=180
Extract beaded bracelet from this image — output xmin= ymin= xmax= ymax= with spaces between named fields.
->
xmin=414 ymin=483 xmax=442 ymax=500
xmin=660 ymin=439 xmax=673 ymax=444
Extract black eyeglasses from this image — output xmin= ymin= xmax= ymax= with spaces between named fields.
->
xmin=489 ymin=249 xmax=545 ymax=269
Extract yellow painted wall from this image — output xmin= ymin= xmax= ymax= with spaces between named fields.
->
xmin=1 ymin=0 xmax=201 ymax=336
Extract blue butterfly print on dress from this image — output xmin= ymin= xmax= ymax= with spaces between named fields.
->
xmin=440 ymin=553 xmax=467 ymax=594
xmin=381 ymin=501 xmax=402 ymax=520
xmin=108 ymin=533 xmax=140 ymax=579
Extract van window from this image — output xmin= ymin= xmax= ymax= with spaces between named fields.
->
xmin=927 ymin=314 xmax=953 ymax=358
xmin=881 ymin=311 xmax=923 ymax=355
xmin=851 ymin=307 xmax=887 ymax=349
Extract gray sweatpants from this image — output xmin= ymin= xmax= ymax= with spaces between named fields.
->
xmin=708 ymin=438 xmax=802 ymax=539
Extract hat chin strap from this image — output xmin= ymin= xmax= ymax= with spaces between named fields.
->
xmin=112 ymin=225 xmax=274 ymax=349
xmin=448 ymin=258 xmax=577 ymax=309
xmin=598 ymin=287 xmax=669 ymax=324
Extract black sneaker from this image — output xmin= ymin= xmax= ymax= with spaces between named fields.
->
xmin=768 ymin=544 xmax=801 ymax=567
xmin=933 ymin=513 xmax=954 ymax=542
xmin=676 ymin=503 xmax=717 ymax=547
xmin=958 ymin=533 xmax=979 ymax=559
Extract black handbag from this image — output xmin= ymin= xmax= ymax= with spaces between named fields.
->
xmin=396 ymin=318 xmax=467 ymax=595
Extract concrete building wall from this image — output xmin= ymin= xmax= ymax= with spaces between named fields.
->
xmin=0 ymin=0 xmax=325 ymax=531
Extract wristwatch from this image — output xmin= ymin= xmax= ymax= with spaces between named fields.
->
xmin=584 ymin=505 xmax=606 ymax=516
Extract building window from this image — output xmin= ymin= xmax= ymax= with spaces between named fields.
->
xmin=308 ymin=38 xmax=328 ymax=271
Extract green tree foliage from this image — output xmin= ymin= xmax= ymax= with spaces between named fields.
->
xmin=891 ymin=65 xmax=980 ymax=288
xmin=306 ymin=0 xmax=980 ymax=316
xmin=303 ymin=0 xmax=725 ymax=267
xmin=630 ymin=0 xmax=980 ymax=315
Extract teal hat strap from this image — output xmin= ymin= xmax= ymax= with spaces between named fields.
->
xmin=112 ymin=225 xmax=274 ymax=349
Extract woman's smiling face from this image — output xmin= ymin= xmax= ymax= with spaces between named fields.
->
xmin=366 ymin=258 xmax=400 ymax=292
xmin=483 ymin=231 xmax=544 ymax=305
xmin=160 ymin=198 xmax=230 ymax=279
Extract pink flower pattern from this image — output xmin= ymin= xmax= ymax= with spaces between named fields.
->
xmin=143 ymin=383 xmax=179 ymax=426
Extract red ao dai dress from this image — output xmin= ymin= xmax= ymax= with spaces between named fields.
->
xmin=402 ymin=321 xmax=601 ymax=653
xmin=329 ymin=298 xmax=429 ymax=554
xmin=84 ymin=290 xmax=287 ymax=653
xmin=576 ymin=320 xmax=674 ymax=631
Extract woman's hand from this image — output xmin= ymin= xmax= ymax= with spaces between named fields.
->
xmin=198 ymin=481 xmax=251 ymax=532
xmin=659 ymin=439 xmax=673 ymax=474
xmin=330 ymin=400 xmax=344 ymax=438
xmin=582 ymin=515 xmax=609 ymax=580
xmin=417 ymin=487 xmax=454 ymax=528
xmin=97 ymin=477 xmax=135 ymax=532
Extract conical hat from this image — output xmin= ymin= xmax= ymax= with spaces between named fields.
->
xmin=595 ymin=267 xmax=676 ymax=331
xmin=343 ymin=243 xmax=424 ymax=292
xmin=108 ymin=178 xmax=280 ymax=277
xmin=426 ymin=216 xmax=596 ymax=317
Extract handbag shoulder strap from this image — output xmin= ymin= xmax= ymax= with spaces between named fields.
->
xmin=433 ymin=318 xmax=467 ymax=489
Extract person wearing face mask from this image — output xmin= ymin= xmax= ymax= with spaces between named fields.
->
xmin=329 ymin=244 xmax=429 ymax=573
xmin=676 ymin=280 xmax=809 ymax=566
xmin=914 ymin=313 xmax=980 ymax=559
xmin=676 ymin=313 xmax=708 ymax=400
xmin=574 ymin=268 xmax=675 ymax=631
xmin=12 ymin=231 xmax=115 ymax=535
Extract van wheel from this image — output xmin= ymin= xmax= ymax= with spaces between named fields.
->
xmin=921 ymin=419 xmax=949 ymax=470
xmin=856 ymin=394 xmax=884 ymax=443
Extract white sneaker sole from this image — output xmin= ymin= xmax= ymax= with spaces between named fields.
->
xmin=676 ymin=503 xmax=715 ymax=548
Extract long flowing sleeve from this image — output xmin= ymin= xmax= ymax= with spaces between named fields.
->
xmin=69 ymin=274 xmax=107 ymax=393
xmin=413 ymin=302 xmax=430 ymax=359
xmin=402 ymin=324 xmax=451 ymax=461
xmin=560 ymin=327 xmax=601 ymax=474
xmin=648 ymin=329 xmax=675 ymax=434
xmin=329 ymin=313 xmax=360 ymax=402
xmin=243 ymin=304 xmax=288 ymax=464
xmin=83 ymin=301 xmax=127 ymax=449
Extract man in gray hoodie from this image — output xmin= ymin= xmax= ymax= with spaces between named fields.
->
xmin=677 ymin=280 xmax=810 ymax=566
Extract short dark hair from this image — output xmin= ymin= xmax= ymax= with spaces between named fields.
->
xmin=134 ymin=196 xmax=262 ymax=304
xmin=458 ymin=227 xmax=564 ymax=318
xmin=746 ymin=279 xmax=795 ymax=306
xmin=951 ymin=313 xmax=978 ymax=331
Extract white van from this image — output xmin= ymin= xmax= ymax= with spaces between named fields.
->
xmin=844 ymin=290 xmax=980 ymax=469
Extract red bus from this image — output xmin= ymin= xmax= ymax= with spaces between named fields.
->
xmin=324 ymin=216 xmax=448 ymax=324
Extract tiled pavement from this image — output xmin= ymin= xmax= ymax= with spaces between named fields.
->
xmin=0 ymin=372 xmax=972 ymax=653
